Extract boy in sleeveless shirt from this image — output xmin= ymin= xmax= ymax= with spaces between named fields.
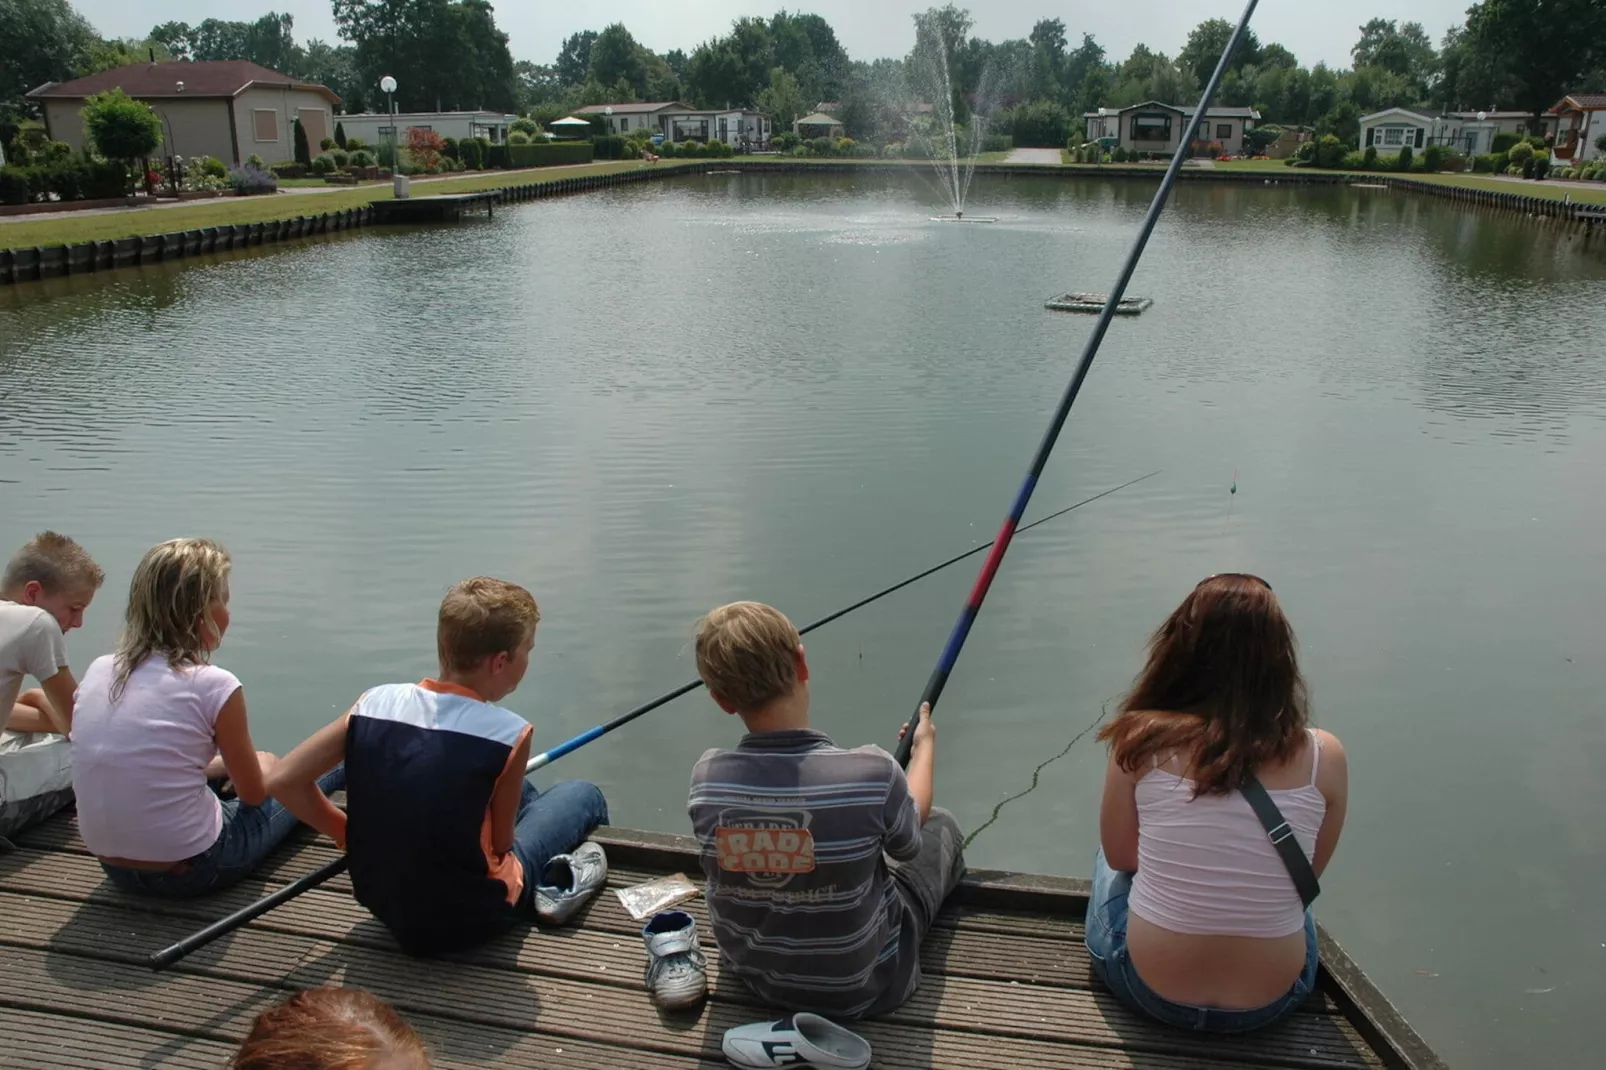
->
xmin=686 ymin=602 xmax=965 ymax=1019
xmin=268 ymin=577 xmax=609 ymax=955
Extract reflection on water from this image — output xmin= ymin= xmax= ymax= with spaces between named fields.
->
xmin=3 ymin=173 xmax=1605 ymax=1068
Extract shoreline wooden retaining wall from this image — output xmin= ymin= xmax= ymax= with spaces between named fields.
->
xmin=3 ymin=162 xmax=1600 ymax=286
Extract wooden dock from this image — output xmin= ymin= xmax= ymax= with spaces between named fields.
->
xmin=370 ymin=191 xmax=499 ymax=224
xmin=0 ymin=808 xmax=1444 ymax=1070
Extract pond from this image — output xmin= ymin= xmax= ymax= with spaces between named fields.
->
xmin=3 ymin=171 xmax=1604 ymax=1068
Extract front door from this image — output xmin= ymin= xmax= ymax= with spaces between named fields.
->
xmin=719 ymin=118 xmax=729 ymax=142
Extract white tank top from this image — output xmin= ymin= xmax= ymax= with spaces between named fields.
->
xmin=1128 ymin=729 xmax=1326 ymax=939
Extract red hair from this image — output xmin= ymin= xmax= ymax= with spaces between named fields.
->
xmin=1097 ymin=574 xmax=1308 ymax=796
xmin=233 ymin=987 xmax=430 ymax=1070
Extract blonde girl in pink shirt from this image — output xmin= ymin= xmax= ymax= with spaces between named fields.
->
xmin=72 ymin=538 xmax=343 ymax=896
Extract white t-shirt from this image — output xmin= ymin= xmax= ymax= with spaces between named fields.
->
xmin=0 ymin=601 xmax=70 ymax=733
xmin=72 ymin=654 xmax=241 ymax=862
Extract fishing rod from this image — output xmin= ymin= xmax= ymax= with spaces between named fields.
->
xmin=894 ymin=0 xmax=1261 ymax=768
xmin=147 ymin=470 xmax=1158 ymax=971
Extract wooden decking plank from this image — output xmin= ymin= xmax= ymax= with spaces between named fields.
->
xmin=0 ymin=1008 xmax=235 ymax=1070
xmin=0 ymin=888 xmax=1376 ymax=1070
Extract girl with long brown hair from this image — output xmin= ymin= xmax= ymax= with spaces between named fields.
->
xmin=1086 ymin=574 xmax=1349 ymax=1033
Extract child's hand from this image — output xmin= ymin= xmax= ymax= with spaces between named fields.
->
xmin=898 ymin=703 xmax=937 ymax=754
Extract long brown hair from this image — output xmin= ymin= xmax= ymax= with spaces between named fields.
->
xmin=1098 ymin=574 xmax=1308 ymax=796
xmin=233 ymin=987 xmax=430 ymax=1070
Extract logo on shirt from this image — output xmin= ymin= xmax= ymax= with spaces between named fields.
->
xmin=716 ymin=825 xmax=816 ymax=874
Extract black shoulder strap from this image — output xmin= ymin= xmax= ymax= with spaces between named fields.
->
xmin=1240 ymin=774 xmax=1320 ymax=908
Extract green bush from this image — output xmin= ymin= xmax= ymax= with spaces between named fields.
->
xmin=345 ymin=137 xmax=366 ymax=151
xmin=1439 ymin=151 xmax=1466 ymax=172
xmin=1395 ymin=145 xmax=1413 ymax=171
xmin=834 ymin=137 xmax=856 ymax=156
xmin=310 ymin=153 xmax=337 ymax=176
xmin=83 ymin=159 xmax=126 ymax=199
xmin=1422 ymin=144 xmax=1445 ymax=172
xmin=511 ymin=117 xmax=539 ymax=137
xmin=792 ymin=145 xmax=810 ymax=157
xmin=1491 ymin=132 xmax=1519 ymax=154
xmin=1521 ymin=156 xmax=1535 ymax=178
xmin=442 ymin=136 xmax=460 ymax=161
xmin=319 ymin=137 xmax=335 ymax=151
xmin=487 ymin=143 xmax=509 ymax=168
xmin=508 ymin=131 xmax=530 ymax=145
xmin=1341 ymin=150 xmax=1367 ymax=169
xmin=591 ymin=134 xmax=628 ymax=159
xmin=45 ymin=160 xmax=84 ymax=200
xmin=1111 ymin=146 xmax=1127 ymax=163
xmin=980 ymin=133 xmax=1012 ymax=154
xmin=246 ymin=153 xmax=265 ymax=169
xmin=349 ymin=150 xmax=375 ymax=168
xmin=335 ymin=122 xmax=347 ymax=149
xmin=771 ymin=131 xmax=800 ymax=152
xmin=330 ymin=149 xmax=350 ymax=167
xmin=1315 ymin=134 xmax=1345 ymax=168
xmin=1524 ymin=134 xmax=1547 ymax=151
xmin=1295 ymin=140 xmax=1317 ymax=164
xmin=0 ymin=165 xmax=30 ymax=205
xmin=457 ymin=138 xmax=482 ymax=169
xmin=1363 ymin=145 xmax=1378 ymax=169
xmin=507 ymin=141 xmax=593 ymax=167
xmin=1531 ymin=156 xmax=1550 ymax=180
xmin=293 ymin=118 xmax=311 ymax=166
xmin=198 ymin=155 xmax=227 ymax=178
xmin=1507 ymin=141 xmax=1535 ymax=165
xmin=82 ymin=89 xmax=160 ymax=171
xmin=809 ymin=136 xmax=834 ymax=156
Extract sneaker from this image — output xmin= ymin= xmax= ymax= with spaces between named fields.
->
xmin=641 ymin=909 xmax=708 ymax=1010
xmin=534 ymin=841 xmax=608 ymax=926
xmin=722 ymin=1014 xmax=872 ymax=1070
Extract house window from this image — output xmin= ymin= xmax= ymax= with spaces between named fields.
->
xmin=1381 ymin=126 xmax=1405 ymax=147
xmin=1216 ymin=123 xmax=1233 ymax=139
xmin=378 ymin=126 xmax=396 ymax=138
xmin=1131 ymin=114 xmax=1172 ymax=142
xmin=619 ymin=117 xmax=629 ymax=131
xmin=252 ymin=109 xmax=279 ymax=142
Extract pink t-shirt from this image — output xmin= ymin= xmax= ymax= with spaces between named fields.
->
xmin=72 ymin=654 xmax=241 ymax=862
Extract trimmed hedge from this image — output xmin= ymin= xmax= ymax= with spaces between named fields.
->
xmin=487 ymin=144 xmax=510 ymax=169
xmin=508 ymin=141 xmax=594 ymax=167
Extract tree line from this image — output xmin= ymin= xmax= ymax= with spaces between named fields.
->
xmin=5 ymin=0 xmax=1604 ymax=152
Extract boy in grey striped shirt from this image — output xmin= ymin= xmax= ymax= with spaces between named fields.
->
xmin=687 ymin=602 xmax=965 ymax=1019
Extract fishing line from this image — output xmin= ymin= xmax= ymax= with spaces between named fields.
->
xmin=962 ymin=701 xmax=1111 ymax=850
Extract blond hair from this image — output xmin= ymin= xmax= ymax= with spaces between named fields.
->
xmin=437 ymin=577 xmax=540 ymax=673
xmin=694 ymin=602 xmax=803 ymax=712
xmin=112 ymin=538 xmax=232 ymax=702
xmin=2 ymin=531 xmax=105 ymax=596
xmin=233 ymin=986 xmax=430 ymax=1070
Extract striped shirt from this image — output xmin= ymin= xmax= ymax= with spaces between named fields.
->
xmin=687 ymin=729 xmax=923 ymax=1018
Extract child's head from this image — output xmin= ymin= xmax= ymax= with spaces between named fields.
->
xmin=233 ymin=986 xmax=430 ymax=1070
xmin=436 ymin=577 xmax=540 ymax=702
xmin=113 ymin=538 xmax=232 ymax=699
xmin=694 ymin=602 xmax=808 ymax=721
xmin=1 ymin=531 xmax=104 ymax=633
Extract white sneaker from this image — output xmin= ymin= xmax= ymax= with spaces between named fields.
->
xmin=534 ymin=842 xmax=607 ymax=926
xmin=722 ymin=1013 xmax=872 ymax=1070
xmin=641 ymin=909 xmax=708 ymax=1010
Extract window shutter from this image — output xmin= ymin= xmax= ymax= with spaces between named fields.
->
xmin=1365 ymin=127 xmax=1374 ymax=147
xmin=1415 ymin=127 xmax=1425 ymax=149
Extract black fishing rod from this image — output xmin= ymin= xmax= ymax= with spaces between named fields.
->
xmin=893 ymin=0 xmax=1260 ymax=768
xmin=147 ymin=470 xmax=1158 ymax=971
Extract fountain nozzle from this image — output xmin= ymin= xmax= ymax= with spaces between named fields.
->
xmin=956 ymin=210 xmax=963 ymax=219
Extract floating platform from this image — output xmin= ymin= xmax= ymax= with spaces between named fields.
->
xmin=932 ymin=215 xmax=999 ymax=223
xmin=370 ymin=191 xmax=499 ymax=224
xmin=0 ymin=804 xmax=1445 ymax=1069
xmin=1047 ymin=292 xmax=1154 ymax=314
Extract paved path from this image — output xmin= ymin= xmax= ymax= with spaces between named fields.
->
xmin=1004 ymin=147 xmax=1065 ymax=165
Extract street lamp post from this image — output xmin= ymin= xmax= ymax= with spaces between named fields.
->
xmin=380 ymin=75 xmax=404 ymax=197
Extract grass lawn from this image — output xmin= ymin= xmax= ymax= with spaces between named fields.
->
xmin=0 ymin=160 xmax=667 ymax=248
xmin=1214 ymin=157 xmax=1606 ymax=206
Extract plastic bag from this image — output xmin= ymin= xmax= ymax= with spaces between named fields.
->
xmin=615 ymin=872 xmax=701 ymax=920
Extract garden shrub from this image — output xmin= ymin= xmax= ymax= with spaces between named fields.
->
xmin=706 ymin=139 xmax=734 ymax=158
xmin=331 ymin=150 xmax=351 ymax=167
xmin=1395 ymin=145 xmax=1413 ymax=171
xmin=293 ymin=118 xmax=311 ymax=165
xmin=1363 ymin=145 xmax=1378 ymax=169
xmin=349 ymin=150 xmax=375 ymax=168
xmin=83 ymin=160 xmax=126 ymax=199
xmin=1491 ymin=132 xmax=1518 ymax=154
xmin=508 ymin=131 xmax=530 ymax=145
xmin=792 ymin=145 xmax=810 ymax=157
xmin=1524 ymin=134 xmax=1547 ymax=151
xmin=1422 ymin=144 xmax=1445 ymax=172
xmin=345 ymin=137 xmax=366 ymax=151
xmin=0 ymin=165 xmax=30 ymax=204
xmin=1294 ymin=140 xmax=1317 ymax=164
xmin=1490 ymin=151 xmax=1508 ymax=173
xmin=809 ymin=136 xmax=834 ymax=156
xmin=246 ymin=153 xmax=265 ymax=169
xmin=1507 ymin=141 xmax=1535 ymax=165
xmin=1531 ymin=156 xmax=1550 ymax=180
xmin=442 ymin=136 xmax=459 ymax=161
xmin=310 ymin=153 xmax=338 ymax=176
xmin=1521 ymin=157 xmax=1535 ymax=178
xmin=980 ymin=133 xmax=1012 ymax=154
xmin=1315 ymin=134 xmax=1345 ymax=168
xmin=835 ymin=137 xmax=856 ymax=156
xmin=227 ymin=165 xmax=277 ymax=194
xmin=511 ymin=117 xmax=539 ymax=137
xmin=46 ymin=160 xmax=84 ymax=200
xmin=507 ymin=141 xmax=593 ymax=167
xmin=771 ymin=131 xmax=800 ymax=152
xmin=591 ymin=134 xmax=628 ymax=159
xmin=335 ymin=122 xmax=347 ymax=149
xmin=1111 ymin=146 xmax=1127 ymax=163
xmin=1597 ymin=134 xmax=1606 ymax=155
xmin=319 ymin=137 xmax=335 ymax=151
xmin=487 ymin=143 xmax=509 ymax=168
xmin=1341 ymin=150 xmax=1367 ymax=169
xmin=457 ymin=138 xmax=482 ymax=169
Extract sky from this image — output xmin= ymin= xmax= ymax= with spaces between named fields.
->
xmin=74 ymin=1 xmax=1476 ymax=72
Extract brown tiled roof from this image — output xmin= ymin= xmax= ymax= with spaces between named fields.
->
xmin=1555 ymin=93 xmax=1606 ymax=111
xmin=27 ymin=60 xmax=338 ymax=105
xmin=574 ymin=101 xmax=690 ymax=115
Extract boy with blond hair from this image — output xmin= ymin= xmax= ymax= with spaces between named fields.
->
xmin=269 ymin=577 xmax=609 ymax=956
xmin=684 ymin=601 xmax=965 ymax=1019
xmin=2 ymin=531 xmax=104 ymax=737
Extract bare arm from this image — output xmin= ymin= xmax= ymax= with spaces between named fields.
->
xmin=1311 ymin=729 xmax=1348 ymax=878
xmin=213 ymin=688 xmax=274 ymax=806
xmin=34 ymin=669 xmax=77 ymax=735
xmin=1099 ymin=754 xmax=1141 ymax=872
xmin=265 ymin=712 xmax=351 ymax=848
xmin=488 ymin=731 xmax=532 ymax=857
xmin=898 ymin=703 xmax=935 ymax=823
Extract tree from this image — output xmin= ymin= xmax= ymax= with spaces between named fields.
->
xmin=333 ymin=0 xmax=517 ymax=113
xmin=335 ymin=121 xmax=347 ymax=148
xmin=590 ymin=23 xmax=647 ymax=96
xmin=1465 ymin=0 xmax=1606 ymax=122
xmin=80 ymin=88 xmax=160 ymax=188
xmin=404 ymin=125 xmax=444 ymax=169
xmin=296 ymin=41 xmax=363 ymax=111
xmin=556 ymin=30 xmax=598 ymax=87
xmin=1 ymin=0 xmax=99 ymax=116
xmin=1259 ymin=43 xmax=1298 ymax=70
xmin=755 ymin=67 xmax=807 ymax=133
xmin=293 ymin=116 xmax=311 ymax=164
xmin=80 ymin=37 xmax=173 ymax=75
xmin=150 ymin=14 xmax=299 ymax=71
xmin=1178 ymin=18 xmax=1260 ymax=90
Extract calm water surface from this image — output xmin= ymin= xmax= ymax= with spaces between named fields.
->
xmin=3 ymin=173 xmax=1604 ymax=1067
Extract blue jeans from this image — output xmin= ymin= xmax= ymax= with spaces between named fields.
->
xmin=101 ymin=766 xmax=346 ymax=898
xmin=1084 ymin=848 xmax=1318 ymax=1033
xmin=509 ymin=778 xmax=609 ymax=910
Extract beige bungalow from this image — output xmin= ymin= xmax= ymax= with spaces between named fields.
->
xmin=576 ymin=102 xmax=770 ymax=148
xmin=27 ymin=60 xmax=340 ymax=166
xmin=1083 ymin=101 xmax=1260 ymax=156
xmin=1550 ymin=94 xmax=1606 ymax=166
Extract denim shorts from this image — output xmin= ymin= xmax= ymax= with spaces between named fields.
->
xmin=1084 ymin=848 xmax=1318 ymax=1033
